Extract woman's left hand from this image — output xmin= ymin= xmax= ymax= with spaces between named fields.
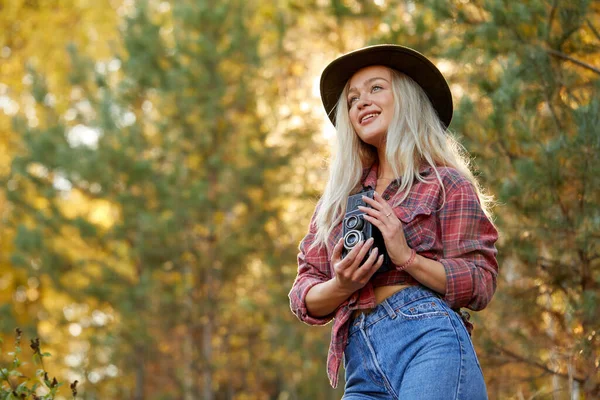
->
xmin=358 ymin=191 xmax=413 ymax=266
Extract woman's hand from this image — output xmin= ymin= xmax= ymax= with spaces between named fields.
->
xmin=330 ymin=236 xmax=385 ymax=295
xmin=304 ymin=237 xmax=384 ymax=317
xmin=358 ymin=191 xmax=413 ymax=266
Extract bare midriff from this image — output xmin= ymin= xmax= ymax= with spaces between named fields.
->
xmin=352 ymin=284 xmax=412 ymax=319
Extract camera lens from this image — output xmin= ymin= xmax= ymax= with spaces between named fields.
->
xmin=345 ymin=215 xmax=364 ymax=230
xmin=343 ymin=230 xmax=364 ymax=250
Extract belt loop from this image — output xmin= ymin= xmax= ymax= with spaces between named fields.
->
xmin=382 ymin=299 xmax=396 ymax=319
xmin=358 ymin=312 xmax=367 ymax=330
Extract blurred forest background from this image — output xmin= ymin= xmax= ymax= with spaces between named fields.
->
xmin=0 ymin=0 xmax=598 ymax=399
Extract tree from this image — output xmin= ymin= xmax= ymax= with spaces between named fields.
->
xmin=3 ymin=0 xmax=315 ymax=397
xmin=0 ymin=0 xmax=121 ymax=341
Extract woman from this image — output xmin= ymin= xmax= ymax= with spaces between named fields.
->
xmin=289 ymin=44 xmax=498 ymax=399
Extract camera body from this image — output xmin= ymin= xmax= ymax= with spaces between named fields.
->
xmin=341 ymin=189 xmax=389 ymax=268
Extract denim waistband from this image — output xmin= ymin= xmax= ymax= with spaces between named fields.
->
xmin=349 ymin=285 xmax=443 ymax=336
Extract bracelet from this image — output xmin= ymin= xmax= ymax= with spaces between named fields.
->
xmin=398 ymin=249 xmax=417 ymax=271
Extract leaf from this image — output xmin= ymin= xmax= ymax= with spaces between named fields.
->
xmin=15 ymin=381 xmax=29 ymax=393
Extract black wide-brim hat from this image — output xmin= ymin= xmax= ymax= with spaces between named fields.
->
xmin=319 ymin=44 xmax=453 ymax=128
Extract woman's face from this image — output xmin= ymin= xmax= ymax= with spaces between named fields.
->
xmin=347 ymin=65 xmax=395 ymax=148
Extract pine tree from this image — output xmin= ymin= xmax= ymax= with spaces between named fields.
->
xmin=3 ymin=0 xmax=301 ymax=397
xmin=417 ymin=1 xmax=600 ymax=397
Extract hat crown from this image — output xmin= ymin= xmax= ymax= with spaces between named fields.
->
xmin=319 ymin=44 xmax=453 ymax=127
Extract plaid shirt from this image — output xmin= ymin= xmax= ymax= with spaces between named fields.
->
xmin=289 ymin=162 xmax=499 ymax=388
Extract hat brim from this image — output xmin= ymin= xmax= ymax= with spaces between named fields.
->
xmin=319 ymin=44 xmax=453 ymax=128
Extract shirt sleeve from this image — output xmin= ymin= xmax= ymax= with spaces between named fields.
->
xmin=438 ymin=181 xmax=499 ymax=311
xmin=288 ymin=204 xmax=336 ymax=326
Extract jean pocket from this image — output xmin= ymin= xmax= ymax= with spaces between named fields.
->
xmin=396 ymin=297 xmax=448 ymax=320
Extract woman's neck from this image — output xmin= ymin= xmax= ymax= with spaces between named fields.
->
xmin=376 ymin=148 xmax=395 ymax=180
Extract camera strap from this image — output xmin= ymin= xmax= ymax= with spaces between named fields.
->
xmin=361 ymin=185 xmax=374 ymax=192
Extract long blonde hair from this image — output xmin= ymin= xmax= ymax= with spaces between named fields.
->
xmin=311 ymin=68 xmax=493 ymax=250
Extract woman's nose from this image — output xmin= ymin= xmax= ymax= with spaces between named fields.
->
xmin=357 ymin=96 xmax=372 ymax=109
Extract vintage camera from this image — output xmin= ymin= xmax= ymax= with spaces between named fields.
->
xmin=341 ymin=189 xmax=389 ymax=268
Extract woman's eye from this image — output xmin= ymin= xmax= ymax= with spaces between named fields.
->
xmin=348 ymin=96 xmax=359 ymax=105
xmin=372 ymin=85 xmax=382 ymax=92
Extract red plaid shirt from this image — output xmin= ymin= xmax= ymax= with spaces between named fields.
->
xmin=289 ymin=163 xmax=499 ymax=388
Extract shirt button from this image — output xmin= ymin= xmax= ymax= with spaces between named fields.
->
xmin=383 ymin=194 xmax=390 ymax=200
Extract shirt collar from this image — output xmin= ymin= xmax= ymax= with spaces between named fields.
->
xmin=361 ymin=161 xmax=433 ymax=190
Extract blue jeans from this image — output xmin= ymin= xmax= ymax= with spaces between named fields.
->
xmin=343 ymin=285 xmax=488 ymax=400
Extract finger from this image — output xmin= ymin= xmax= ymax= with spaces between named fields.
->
xmin=373 ymin=191 xmax=395 ymax=214
xmin=332 ymin=237 xmax=344 ymax=260
xmin=363 ymin=245 xmax=380 ymax=268
xmin=373 ymin=253 xmax=385 ymax=270
xmin=333 ymin=237 xmax=361 ymax=270
xmin=363 ymin=214 xmax=386 ymax=230
xmin=366 ymin=253 xmax=385 ymax=274
xmin=357 ymin=205 xmax=381 ymax=219
xmin=372 ymin=191 xmax=387 ymax=203
xmin=356 ymin=250 xmax=384 ymax=280
xmin=361 ymin=194 xmax=384 ymax=211
xmin=350 ymin=237 xmax=374 ymax=268
xmin=339 ymin=239 xmax=366 ymax=268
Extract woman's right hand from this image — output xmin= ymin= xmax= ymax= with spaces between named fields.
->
xmin=331 ymin=236 xmax=385 ymax=295
xmin=304 ymin=236 xmax=385 ymax=318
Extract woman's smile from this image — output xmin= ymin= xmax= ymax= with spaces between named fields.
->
xmin=359 ymin=112 xmax=381 ymax=125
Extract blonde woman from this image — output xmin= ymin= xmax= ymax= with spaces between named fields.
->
xmin=289 ymin=45 xmax=498 ymax=399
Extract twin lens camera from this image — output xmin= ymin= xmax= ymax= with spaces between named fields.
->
xmin=341 ymin=189 xmax=389 ymax=268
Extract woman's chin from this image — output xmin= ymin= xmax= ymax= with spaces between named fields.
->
xmin=359 ymin=134 xmax=386 ymax=148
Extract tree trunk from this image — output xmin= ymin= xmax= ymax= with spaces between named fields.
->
xmin=545 ymin=293 xmax=560 ymax=400
xmin=201 ymin=171 xmax=219 ymax=400
xmin=202 ymin=311 xmax=214 ymax=400
xmin=202 ymin=232 xmax=217 ymax=400
xmin=133 ymin=346 xmax=145 ymax=400
xmin=183 ymin=266 xmax=195 ymax=400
